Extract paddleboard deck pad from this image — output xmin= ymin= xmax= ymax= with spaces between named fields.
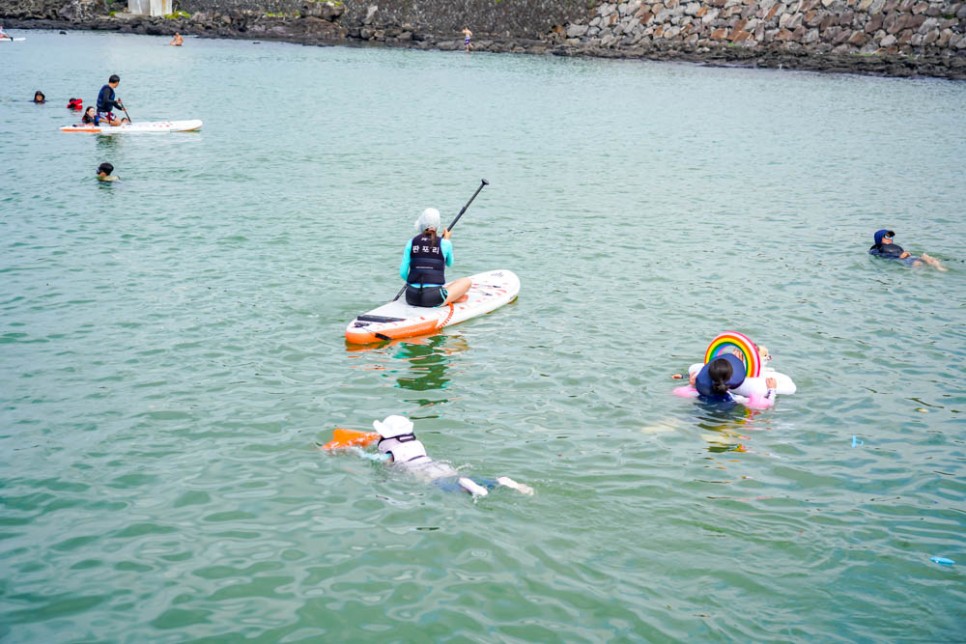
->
xmin=60 ymin=119 xmax=203 ymax=134
xmin=346 ymin=269 xmax=520 ymax=344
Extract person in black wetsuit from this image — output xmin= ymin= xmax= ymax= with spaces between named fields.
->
xmin=96 ymin=75 xmax=126 ymax=126
xmin=868 ymin=229 xmax=946 ymax=271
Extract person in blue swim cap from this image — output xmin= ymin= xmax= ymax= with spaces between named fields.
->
xmin=869 ymin=229 xmax=946 ymax=271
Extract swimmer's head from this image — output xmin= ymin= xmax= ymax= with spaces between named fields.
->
xmin=874 ymin=229 xmax=895 ymax=245
xmin=373 ymin=415 xmax=414 ymax=440
xmin=97 ymin=162 xmax=114 ymax=176
xmin=415 ymin=207 xmax=441 ymax=234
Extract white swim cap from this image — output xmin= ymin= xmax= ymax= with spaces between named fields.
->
xmin=373 ymin=415 xmax=414 ymax=439
xmin=415 ymin=208 xmax=441 ymax=233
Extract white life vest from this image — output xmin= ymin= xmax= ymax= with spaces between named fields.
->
xmin=378 ymin=432 xmax=429 ymax=465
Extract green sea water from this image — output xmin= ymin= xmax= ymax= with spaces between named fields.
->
xmin=2 ymin=30 xmax=965 ymax=642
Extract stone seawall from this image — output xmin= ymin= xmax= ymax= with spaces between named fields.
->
xmin=2 ymin=0 xmax=964 ymax=79
xmin=175 ymin=0 xmax=593 ymax=40
xmin=561 ymin=1 xmax=965 ymax=58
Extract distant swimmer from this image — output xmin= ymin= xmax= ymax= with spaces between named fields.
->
xmin=462 ymin=26 xmax=472 ymax=51
xmin=169 ymin=32 xmax=183 ymax=46
xmin=96 ymin=74 xmax=126 ymax=126
xmin=97 ymin=162 xmax=118 ymax=182
xmin=868 ymin=229 xmax=946 ymax=271
xmin=324 ymin=415 xmax=534 ymax=498
xmin=32 ymin=90 xmax=46 ymax=104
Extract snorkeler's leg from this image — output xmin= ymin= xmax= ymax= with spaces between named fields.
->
xmin=497 ymin=477 xmax=534 ymax=495
xmin=458 ymin=477 xmax=489 ymax=497
xmin=921 ymin=253 xmax=948 ymax=272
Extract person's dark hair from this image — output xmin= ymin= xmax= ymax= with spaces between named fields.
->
xmin=82 ymin=107 xmax=96 ymax=124
xmin=422 ymin=229 xmax=437 ymax=244
xmin=109 ymin=74 xmax=120 ymax=83
xmin=33 ymin=91 xmax=46 ymax=103
xmin=708 ymin=357 xmax=734 ymax=396
xmin=97 ymin=162 xmax=114 ymax=175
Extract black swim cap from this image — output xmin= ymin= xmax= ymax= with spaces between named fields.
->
xmin=109 ymin=74 xmax=120 ymax=83
xmin=98 ymin=162 xmax=114 ymax=175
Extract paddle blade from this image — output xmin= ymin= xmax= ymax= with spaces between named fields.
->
xmin=322 ymin=428 xmax=380 ymax=450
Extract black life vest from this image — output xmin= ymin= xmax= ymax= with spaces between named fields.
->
xmin=407 ymin=233 xmax=446 ymax=285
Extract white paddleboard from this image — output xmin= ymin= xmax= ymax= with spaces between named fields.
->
xmin=346 ymin=269 xmax=520 ymax=344
xmin=0 ymin=37 xmax=25 ymax=42
xmin=60 ymin=119 xmax=203 ymax=134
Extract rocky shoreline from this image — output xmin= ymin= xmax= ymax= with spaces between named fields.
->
xmin=2 ymin=0 xmax=964 ymax=80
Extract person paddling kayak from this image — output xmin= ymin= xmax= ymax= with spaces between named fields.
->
xmin=96 ymin=74 xmax=127 ymax=126
xmin=400 ymin=207 xmax=471 ymax=307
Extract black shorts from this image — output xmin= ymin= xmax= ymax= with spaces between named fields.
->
xmin=405 ymin=285 xmax=447 ymax=307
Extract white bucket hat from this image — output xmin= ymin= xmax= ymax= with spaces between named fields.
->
xmin=414 ymin=208 xmax=441 ymax=233
xmin=372 ymin=415 xmax=414 ymax=439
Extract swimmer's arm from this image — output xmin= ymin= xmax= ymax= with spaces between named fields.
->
xmin=348 ymin=447 xmax=391 ymax=462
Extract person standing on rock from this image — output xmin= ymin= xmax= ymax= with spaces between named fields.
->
xmin=462 ymin=26 xmax=472 ymax=52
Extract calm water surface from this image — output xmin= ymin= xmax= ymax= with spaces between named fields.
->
xmin=2 ymin=30 xmax=964 ymax=642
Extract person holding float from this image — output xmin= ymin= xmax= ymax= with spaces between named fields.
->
xmin=321 ymin=415 xmax=534 ymax=499
xmin=400 ymin=207 xmax=472 ymax=307
xmin=673 ymin=331 xmax=796 ymax=410
xmin=868 ymin=229 xmax=946 ymax=271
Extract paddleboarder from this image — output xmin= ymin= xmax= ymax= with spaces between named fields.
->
xmin=400 ymin=207 xmax=471 ymax=307
xmin=96 ymin=75 xmax=126 ymax=126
